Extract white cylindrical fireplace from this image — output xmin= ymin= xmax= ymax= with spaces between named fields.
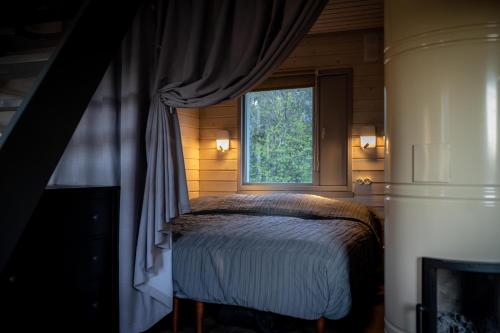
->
xmin=384 ymin=1 xmax=500 ymax=333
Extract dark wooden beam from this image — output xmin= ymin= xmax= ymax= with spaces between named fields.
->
xmin=0 ymin=0 xmax=143 ymax=271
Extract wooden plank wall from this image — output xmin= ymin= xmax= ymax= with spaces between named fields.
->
xmin=177 ymin=108 xmax=200 ymax=199
xmin=309 ymin=0 xmax=383 ymax=35
xmin=185 ymin=29 xmax=385 ymax=219
xmin=198 ymin=100 xmax=239 ymax=197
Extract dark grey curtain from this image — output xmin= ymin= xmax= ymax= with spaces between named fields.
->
xmin=51 ymin=4 xmax=168 ymax=333
xmin=155 ymin=0 xmax=328 ymax=108
xmin=133 ymin=0 xmax=327 ymax=323
xmin=52 ymin=1 xmax=326 ymax=332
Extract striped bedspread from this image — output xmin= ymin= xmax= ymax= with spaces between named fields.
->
xmin=172 ymin=193 xmax=381 ymax=320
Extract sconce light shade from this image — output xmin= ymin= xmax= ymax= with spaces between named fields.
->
xmin=359 ymin=125 xmax=376 ymax=149
xmin=216 ymin=130 xmax=230 ymax=152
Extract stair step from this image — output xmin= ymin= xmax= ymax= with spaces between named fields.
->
xmin=0 ymin=2 xmax=82 ymax=28
xmin=0 ymin=52 xmax=52 ymax=65
xmin=0 ymin=22 xmax=61 ymax=56
xmin=0 ymin=106 xmax=18 ymax=113
xmin=0 ymin=36 xmax=60 ymax=56
xmin=5 ymin=47 xmax=56 ymax=57
xmin=0 ymin=110 xmax=16 ymax=138
xmin=0 ymin=77 xmax=37 ymax=97
xmin=0 ymin=51 xmax=53 ymax=80
xmin=0 ymin=98 xmax=22 ymax=108
xmin=0 ymin=98 xmax=22 ymax=113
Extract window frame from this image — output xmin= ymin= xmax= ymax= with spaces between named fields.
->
xmin=241 ymin=83 xmax=315 ymax=187
xmin=238 ymin=69 xmax=352 ymax=194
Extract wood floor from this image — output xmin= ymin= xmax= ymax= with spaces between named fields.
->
xmin=148 ymin=289 xmax=384 ymax=333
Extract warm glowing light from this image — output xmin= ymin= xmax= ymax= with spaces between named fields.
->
xmin=216 ymin=130 xmax=230 ymax=152
xmin=216 ymin=139 xmax=230 ymax=152
xmin=360 ymin=135 xmax=376 ymax=149
xmin=359 ymin=125 xmax=377 ymax=149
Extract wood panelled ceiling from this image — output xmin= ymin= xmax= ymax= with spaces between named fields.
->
xmin=309 ymin=0 xmax=384 ymax=34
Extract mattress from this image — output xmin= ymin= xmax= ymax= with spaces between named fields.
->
xmin=171 ymin=193 xmax=381 ymax=320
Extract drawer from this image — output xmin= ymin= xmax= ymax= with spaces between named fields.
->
xmin=70 ymin=238 xmax=111 ymax=290
xmin=68 ymin=285 xmax=113 ymax=331
xmin=30 ymin=187 xmax=119 ymax=331
xmin=64 ymin=197 xmax=113 ymax=237
xmin=83 ymin=294 xmax=113 ymax=330
xmin=81 ymin=200 xmax=111 ymax=237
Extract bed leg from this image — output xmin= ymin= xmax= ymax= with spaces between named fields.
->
xmin=172 ymin=297 xmax=179 ymax=333
xmin=195 ymin=301 xmax=204 ymax=333
xmin=315 ymin=317 xmax=326 ymax=333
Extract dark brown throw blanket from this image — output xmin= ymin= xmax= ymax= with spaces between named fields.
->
xmin=190 ymin=193 xmax=372 ymax=222
xmin=175 ymin=193 xmax=381 ymax=245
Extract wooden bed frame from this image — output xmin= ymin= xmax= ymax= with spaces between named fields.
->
xmin=172 ymin=297 xmax=327 ymax=333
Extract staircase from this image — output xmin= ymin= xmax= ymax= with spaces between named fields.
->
xmin=0 ymin=18 xmax=69 ymax=140
xmin=0 ymin=0 xmax=143 ymax=272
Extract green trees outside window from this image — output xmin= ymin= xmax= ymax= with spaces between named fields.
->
xmin=244 ymin=87 xmax=313 ymax=184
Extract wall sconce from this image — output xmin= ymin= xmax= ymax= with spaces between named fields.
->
xmin=216 ymin=130 xmax=230 ymax=152
xmin=359 ymin=125 xmax=376 ymax=149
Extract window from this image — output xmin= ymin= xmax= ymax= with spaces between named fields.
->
xmin=241 ymin=70 xmax=352 ymax=191
xmin=243 ymin=87 xmax=314 ymax=184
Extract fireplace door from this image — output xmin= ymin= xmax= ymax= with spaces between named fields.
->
xmin=418 ymin=258 xmax=500 ymax=333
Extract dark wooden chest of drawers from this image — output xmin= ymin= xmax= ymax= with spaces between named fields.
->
xmin=0 ymin=186 xmax=119 ymax=332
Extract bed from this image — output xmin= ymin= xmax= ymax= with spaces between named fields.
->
xmin=171 ymin=193 xmax=382 ymax=332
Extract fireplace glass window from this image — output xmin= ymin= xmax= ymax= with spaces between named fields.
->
xmin=419 ymin=258 xmax=500 ymax=333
